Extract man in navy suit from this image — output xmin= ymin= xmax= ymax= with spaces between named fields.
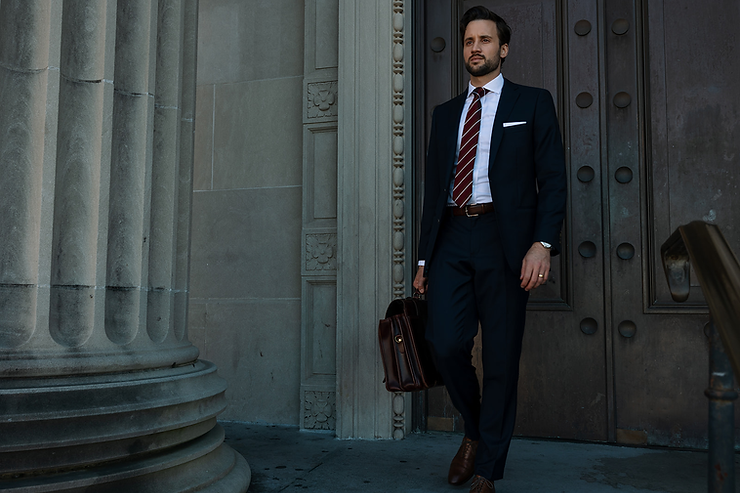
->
xmin=413 ymin=6 xmax=567 ymax=493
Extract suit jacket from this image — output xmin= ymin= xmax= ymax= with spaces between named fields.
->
xmin=418 ymin=78 xmax=567 ymax=274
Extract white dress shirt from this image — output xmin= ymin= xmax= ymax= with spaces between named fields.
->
xmin=447 ymin=73 xmax=504 ymax=206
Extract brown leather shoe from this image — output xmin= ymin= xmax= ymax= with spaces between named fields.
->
xmin=448 ymin=436 xmax=478 ymax=485
xmin=469 ymin=475 xmax=495 ymax=493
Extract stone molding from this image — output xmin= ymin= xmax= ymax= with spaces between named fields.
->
xmin=390 ymin=0 xmax=408 ymax=440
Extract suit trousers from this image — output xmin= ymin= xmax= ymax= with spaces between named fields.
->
xmin=425 ymin=210 xmax=529 ymax=481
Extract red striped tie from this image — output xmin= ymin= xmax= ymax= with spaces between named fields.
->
xmin=452 ymin=87 xmax=485 ymax=208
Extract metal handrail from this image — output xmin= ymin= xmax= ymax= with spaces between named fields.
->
xmin=662 ymin=221 xmax=740 ymax=375
xmin=661 ymin=220 xmax=739 ymax=493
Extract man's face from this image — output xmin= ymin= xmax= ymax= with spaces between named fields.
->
xmin=463 ymin=19 xmax=508 ymax=78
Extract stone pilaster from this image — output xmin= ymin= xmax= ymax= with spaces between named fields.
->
xmin=336 ymin=0 xmax=413 ymax=439
xmin=300 ymin=0 xmax=339 ymax=432
xmin=0 ymin=1 xmax=249 ymax=491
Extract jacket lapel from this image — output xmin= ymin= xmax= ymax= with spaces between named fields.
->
xmin=441 ymin=91 xmax=468 ymax=183
xmin=488 ymin=79 xmax=520 ymax=168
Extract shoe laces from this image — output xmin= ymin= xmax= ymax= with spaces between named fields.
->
xmin=470 ymin=475 xmax=494 ymax=492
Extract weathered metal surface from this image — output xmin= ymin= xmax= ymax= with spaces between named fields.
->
xmin=707 ymin=322 xmax=737 ymax=493
xmin=609 ymin=0 xmax=740 ymax=449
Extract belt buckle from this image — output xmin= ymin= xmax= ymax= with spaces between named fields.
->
xmin=464 ymin=205 xmax=479 ymax=217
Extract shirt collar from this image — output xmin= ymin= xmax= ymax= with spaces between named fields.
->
xmin=467 ymin=73 xmax=504 ymax=98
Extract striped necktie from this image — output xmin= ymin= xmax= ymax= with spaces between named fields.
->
xmin=452 ymin=87 xmax=485 ymax=208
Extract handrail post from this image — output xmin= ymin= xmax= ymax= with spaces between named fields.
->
xmin=662 ymin=222 xmax=740 ymax=493
xmin=706 ymin=320 xmax=738 ymax=493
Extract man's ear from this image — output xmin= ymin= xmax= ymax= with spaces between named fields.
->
xmin=500 ymin=43 xmax=509 ymax=59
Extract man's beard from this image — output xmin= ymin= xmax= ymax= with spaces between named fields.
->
xmin=465 ymin=56 xmax=500 ymax=77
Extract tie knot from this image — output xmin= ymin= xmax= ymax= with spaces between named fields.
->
xmin=473 ymin=87 xmax=485 ymax=100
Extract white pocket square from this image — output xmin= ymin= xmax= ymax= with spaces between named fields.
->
xmin=503 ymin=121 xmax=527 ymax=127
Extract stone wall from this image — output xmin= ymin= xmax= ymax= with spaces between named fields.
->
xmin=190 ymin=0 xmax=305 ymax=424
xmin=190 ymin=0 xmax=413 ymax=439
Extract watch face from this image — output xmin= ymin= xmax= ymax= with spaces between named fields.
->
xmin=540 ymin=241 xmax=552 ymax=249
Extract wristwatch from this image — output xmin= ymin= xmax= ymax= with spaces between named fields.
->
xmin=540 ymin=241 xmax=552 ymax=249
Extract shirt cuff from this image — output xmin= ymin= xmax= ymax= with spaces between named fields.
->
xmin=418 ymin=260 xmax=425 ymax=266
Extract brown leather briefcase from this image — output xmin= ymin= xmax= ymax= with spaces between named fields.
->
xmin=378 ymin=296 xmax=444 ymax=392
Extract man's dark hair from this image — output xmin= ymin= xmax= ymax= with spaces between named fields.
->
xmin=459 ymin=5 xmax=511 ymax=47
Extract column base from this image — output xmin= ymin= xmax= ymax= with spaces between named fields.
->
xmin=0 ymin=360 xmax=249 ymax=492
xmin=0 ymin=426 xmax=250 ymax=492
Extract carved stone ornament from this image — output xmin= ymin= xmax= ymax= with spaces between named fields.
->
xmin=391 ymin=0 xmax=407 ymax=439
xmin=304 ymin=390 xmax=336 ymax=430
xmin=305 ymin=233 xmax=337 ymax=271
xmin=307 ymin=81 xmax=338 ymax=118
xmin=391 ymin=0 xmax=406 ymax=302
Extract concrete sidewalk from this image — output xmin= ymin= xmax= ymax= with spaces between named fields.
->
xmin=222 ymin=421 xmax=739 ymax=493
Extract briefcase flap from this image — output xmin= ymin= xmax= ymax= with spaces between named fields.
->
xmin=384 ymin=297 xmax=427 ymax=321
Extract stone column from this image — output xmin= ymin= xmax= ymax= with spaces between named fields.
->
xmin=336 ymin=0 xmax=413 ymax=439
xmin=0 ymin=1 xmax=250 ymax=491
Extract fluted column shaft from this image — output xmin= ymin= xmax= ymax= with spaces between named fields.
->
xmin=0 ymin=1 xmax=50 ymax=349
xmin=105 ymin=0 xmax=156 ymax=345
xmin=49 ymin=0 xmax=109 ymax=348
xmin=147 ymin=0 xmax=183 ymax=342
xmin=175 ymin=0 xmax=198 ymax=341
xmin=0 ymin=0 xmax=199 ymax=377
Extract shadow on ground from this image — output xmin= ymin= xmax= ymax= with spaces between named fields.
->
xmin=222 ymin=422 xmax=739 ymax=493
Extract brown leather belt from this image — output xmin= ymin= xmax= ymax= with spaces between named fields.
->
xmin=449 ymin=203 xmax=495 ymax=217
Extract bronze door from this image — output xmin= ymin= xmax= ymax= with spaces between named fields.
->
xmin=420 ymin=0 xmax=740 ymax=447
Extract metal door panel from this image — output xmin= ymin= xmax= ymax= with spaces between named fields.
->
xmin=610 ymin=0 xmax=740 ymax=447
xmin=646 ymin=0 xmax=740 ymax=310
xmin=503 ymin=0 xmax=609 ymax=441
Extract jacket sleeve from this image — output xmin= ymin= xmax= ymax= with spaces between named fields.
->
xmin=417 ymin=105 xmax=444 ymax=265
xmin=531 ymin=89 xmax=567 ymax=255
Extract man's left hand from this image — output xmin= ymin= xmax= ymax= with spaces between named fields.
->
xmin=520 ymin=242 xmax=551 ymax=291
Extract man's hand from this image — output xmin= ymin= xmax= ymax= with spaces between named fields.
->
xmin=413 ymin=265 xmax=428 ymax=294
xmin=520 ymin=242 xmax=551 ymax=291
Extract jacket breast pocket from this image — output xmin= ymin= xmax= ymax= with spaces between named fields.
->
xmin=503 ymin=124 xmax=529 ymax=136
